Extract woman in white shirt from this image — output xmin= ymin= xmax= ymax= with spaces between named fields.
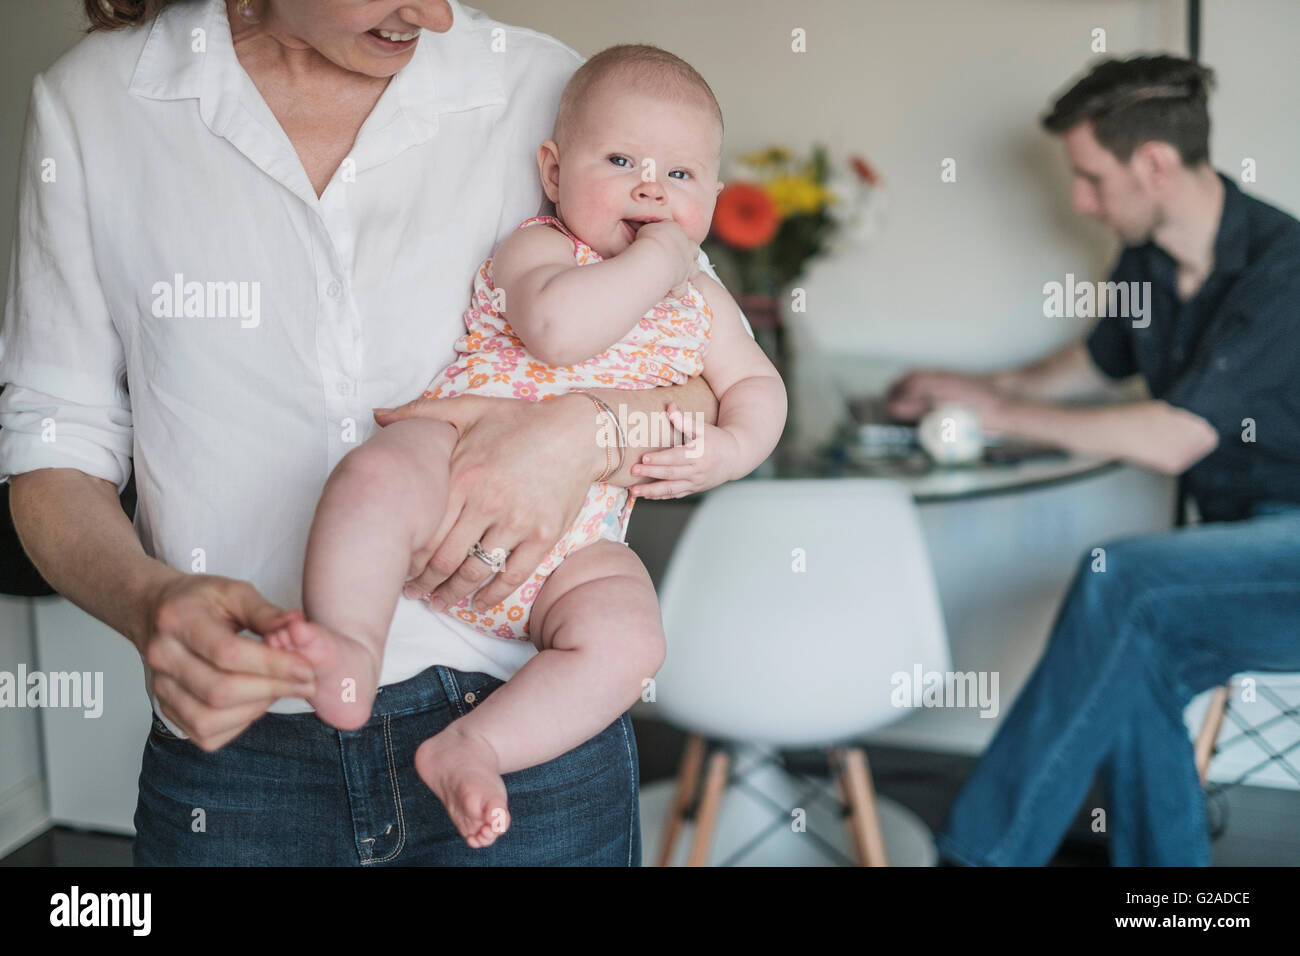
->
xmin=0 ymin=0 xmax=726 ymax=865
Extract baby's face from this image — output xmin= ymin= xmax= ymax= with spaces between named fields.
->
xmin=543 ymin=84 xmax=723 ymax=260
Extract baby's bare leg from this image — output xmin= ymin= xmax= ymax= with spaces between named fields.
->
xmin=415 ymin=539 xmax=665 ymax=848
xmin=268 ymin=418 xmax=457 ymax=730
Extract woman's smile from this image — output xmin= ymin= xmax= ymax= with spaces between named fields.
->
xmin=364 ymin=26 xmax=420 ymax=54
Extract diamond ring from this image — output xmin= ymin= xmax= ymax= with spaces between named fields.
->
xmin=468 ymin=542 xmax=509 ymax=574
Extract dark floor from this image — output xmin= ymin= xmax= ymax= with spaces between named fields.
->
xmin=5 ymin=725 xmax=1297 ymax=865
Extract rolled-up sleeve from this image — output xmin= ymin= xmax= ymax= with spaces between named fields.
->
xmin=0 ymin=73 xmax=132 ymax=494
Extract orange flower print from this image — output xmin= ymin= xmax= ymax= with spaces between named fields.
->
xmin=507 ymin=605 xmax=523 ymax=621
xmin=525 ymin=362 xmax=556 ymax=384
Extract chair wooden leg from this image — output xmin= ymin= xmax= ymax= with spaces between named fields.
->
xmin=832 ymin=750 xmax=863 ymax=866
xmin=836 ymin=746 xmax=889 ymax=866
xmin=1194 ymin=684 xmax=1232 ymax=786
xmin=655 ymin=733 xmax=707 ymax=867
xmin=685 ymin=746 xmax=731 ymax=867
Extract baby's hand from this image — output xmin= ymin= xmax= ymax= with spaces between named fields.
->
xmin=634 ymin=219 xmax=700 ymax=294
xmin=628 ymin=402 xmax=741 ymax=499
xmin=668 ymin=262 xmax=703 ymax=301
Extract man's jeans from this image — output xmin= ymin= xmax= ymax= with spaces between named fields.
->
xmin=133 ymin=665 xmax=642 ymax=865
xmin=936 ymin=500 xmax=1300 ymax=866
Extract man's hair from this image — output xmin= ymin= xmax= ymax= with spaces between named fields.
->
xmin=553 ymin=44 xmax=723 ymax=161
xmin=1041 ymin=54 xmax=1216 ymax=165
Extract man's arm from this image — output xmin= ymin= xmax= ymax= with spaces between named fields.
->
xmin=989 ymin=340 xmax=1126 ymax=402
xmin=887 ymin=340 xmax=1124 ymax=420
xmin=982 ymin=397 xmax=1219 ymax=475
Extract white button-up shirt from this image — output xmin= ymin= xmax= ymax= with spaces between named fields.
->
xmin=0 ymin=0 xmax=737 ymax=730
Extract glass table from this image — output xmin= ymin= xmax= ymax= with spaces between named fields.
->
xmin=761 ymin=434 xmax=1119 ymax=504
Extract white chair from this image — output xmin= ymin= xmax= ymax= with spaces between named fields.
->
xmin=646 ymin=479 xmax=951 ymax=866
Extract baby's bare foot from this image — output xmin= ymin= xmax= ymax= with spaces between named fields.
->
xmin=278 ymin=617 xmax=380 ymax=731
xmin=415 ymin=726 xmax=510 ymax=849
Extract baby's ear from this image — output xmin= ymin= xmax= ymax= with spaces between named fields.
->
xmin=536 ymin=140 xmax=561 ymax=203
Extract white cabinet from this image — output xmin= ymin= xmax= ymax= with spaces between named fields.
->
xmin=32 ymin=597 xmax=151 ymax=834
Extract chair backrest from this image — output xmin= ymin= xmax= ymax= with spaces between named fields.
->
xmin=651 ymin=479 xmax=951 ymax=747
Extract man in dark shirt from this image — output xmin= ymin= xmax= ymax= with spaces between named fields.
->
xmin=886 ymin=55 xmax=1300 ymax=865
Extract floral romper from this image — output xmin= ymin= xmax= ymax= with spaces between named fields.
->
xmin=420 ymin=215 xmax=713 ymax=640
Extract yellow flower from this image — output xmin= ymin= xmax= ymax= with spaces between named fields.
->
xmin=737 ymin=146 xmax=793 ymax=169
xmin=764 ymin=175 xmax=834 ymax=216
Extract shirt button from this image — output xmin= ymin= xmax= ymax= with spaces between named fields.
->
xmin=1215 ymin=357 xmax=1228 ymax=371
xmin=326 ymin=280 xmax=342 ymax=299
xmin=336 ymin=381 xmax=351 ymax=396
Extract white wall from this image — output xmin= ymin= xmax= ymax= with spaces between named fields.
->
xmin=476 ymin=0 xmax=1300 ymax=372
xmin=1203 ymin=0 xmax=1300 ymax=217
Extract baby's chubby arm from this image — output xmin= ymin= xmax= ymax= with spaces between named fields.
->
xmin=490 ymin=220 xmax=700 ymax=367
xmin=631 ymin=273 xmax=788 ymax=499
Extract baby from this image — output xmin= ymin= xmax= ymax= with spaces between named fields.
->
xmin=266 ymin=44 xmax=787 ymax=848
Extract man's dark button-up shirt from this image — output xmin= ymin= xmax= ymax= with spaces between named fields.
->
xmin=1086 ymin=173 xmax=1300 ymax=522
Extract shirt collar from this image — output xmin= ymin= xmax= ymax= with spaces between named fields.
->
xmin=128 ymin=0 xmax=504 ymax=122
xmin=1132 ymin=169 xmax=1249 ymax=292
xmin=1211 ymin=171 xmax=1249 ymax=278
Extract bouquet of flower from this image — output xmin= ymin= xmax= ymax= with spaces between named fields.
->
xmin=704 ymin=145 xmax=883 ymax=308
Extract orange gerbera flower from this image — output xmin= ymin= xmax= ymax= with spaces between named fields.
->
xmin=711 ymin=183 xmax=781 ymax=249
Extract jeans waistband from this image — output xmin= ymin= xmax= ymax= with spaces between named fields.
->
xmin=363 ymin=664 xmax=498 ymax=723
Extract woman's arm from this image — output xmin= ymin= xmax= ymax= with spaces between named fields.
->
xmin=0 ymin=73 xmax=313 ymax=752
xmin=9 ymin=469 xmax=315 ymax=751
xmin=375 ymin=368 xmax=720 ymax=611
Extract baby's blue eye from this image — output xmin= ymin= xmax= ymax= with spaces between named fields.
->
xmin=669 ymin=170 xmax=691 ymax=180
xmin=609 ymin=156 xmax=632 ymax=168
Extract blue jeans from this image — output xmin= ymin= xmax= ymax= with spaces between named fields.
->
xmin=936 ymin=500 xmax=1300 ymax=866
xmin=133 ymin=665 xmax=642 ymax=865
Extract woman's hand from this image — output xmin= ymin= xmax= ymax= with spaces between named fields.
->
xmin=629 ymin=401 xmax=740 ymax=499
xmin=137 ymin=573 xmax=317 ymax=752
xmin=374 ymin=392 xmax=599 ymax=613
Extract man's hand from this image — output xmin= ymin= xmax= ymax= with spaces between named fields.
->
xmin=374 ymin=393 xmax=597 ymax=612
xmin=885 ymin=368 xmax=1004 ymax=422
xmin=629 ymin=401 xmax=740 ymax=499
xmin=138 ymin=574 xmax=316 ymax=752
